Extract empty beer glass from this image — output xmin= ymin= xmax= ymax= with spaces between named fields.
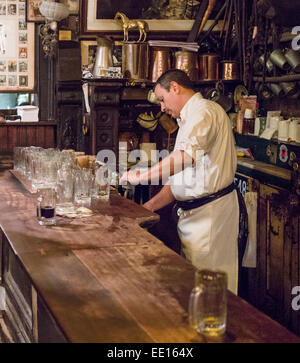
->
xmin=189 ymin=269 xmax=227 ymax=337
xmin=56 ymin=165 xmax=75 ymax=214
xmin=92 ymin=164 xmax=111 ymax=201
xmin=74 ymin=168 xmax=92 ymax=206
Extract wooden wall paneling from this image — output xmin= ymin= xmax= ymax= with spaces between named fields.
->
xmin=26 ymin=127 xmax=37 ymax=147
xmin=0 ymin=126 xmax=8 ymax=152
xmin=44 ymin=126 xmax=55 ymax=149
xmin=8 ymin=127 xmax=17 ymax=153
xmin=36 ymin=126 xmax=46 ymax=148
xmin=18 ymin=127 xmax=27 ymax=147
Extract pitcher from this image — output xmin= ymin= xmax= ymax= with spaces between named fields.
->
xmin=93 ymin=37 xmax=113 ymax=78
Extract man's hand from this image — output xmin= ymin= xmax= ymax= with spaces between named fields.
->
xmin=119 ymin=170 xmax=141 ymax=185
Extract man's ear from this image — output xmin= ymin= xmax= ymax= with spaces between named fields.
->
xmin=170 ymin=81 xmax=180 ymax=94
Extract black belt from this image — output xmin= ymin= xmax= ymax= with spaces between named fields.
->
xmin=176 ymin=182 xmax=235 ymax=211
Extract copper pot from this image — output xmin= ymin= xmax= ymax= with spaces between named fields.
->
xmin=221 ymin=60 xmax=239 ymax=80
xmin=122 ymin=42 xmax=149 ymax=81
xmin=198 ymin=53 xmax=219 ymax=81
xmin=174 ymin=51 xmax=199 ymax=81
xmin=149 ymin=47 xmax=171 ymax=83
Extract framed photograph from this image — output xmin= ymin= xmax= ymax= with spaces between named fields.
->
xmin=80 ymin=40 xmax=97 ymax=69
xmin=0 ymin=4 xmax=35 ymax=92
xmin=26 ymin=0 xmax=45 ymax=23
xmin=81 ymin=0 xmax=195 ymax=35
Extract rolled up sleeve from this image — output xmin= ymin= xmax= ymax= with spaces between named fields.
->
xmin=175 ymin=110 xmax=217 ymax=160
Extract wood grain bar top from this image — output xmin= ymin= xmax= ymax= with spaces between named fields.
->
xmin=0 ymin=171 xmax=299 ymax=343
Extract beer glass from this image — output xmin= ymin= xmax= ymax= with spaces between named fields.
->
xmin=37 ymin=188 xmax=56 ymax=226
xmin=92 ymin=164 xmax=111 ymax=201
xmin=74 ymin=168 xmax=92 ymax=206
xmin=189 ymin=269 xmax=227 ymax=337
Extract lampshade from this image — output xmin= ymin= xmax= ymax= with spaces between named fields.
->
xmin=39 ymin=1 xmax=70 ymax=22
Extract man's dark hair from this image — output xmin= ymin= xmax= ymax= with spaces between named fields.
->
xmin=155 ymin=69 xmax=194 ymax=91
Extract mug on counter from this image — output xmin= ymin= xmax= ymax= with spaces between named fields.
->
xmin=189 ymin=269 xmax=227 ymax=338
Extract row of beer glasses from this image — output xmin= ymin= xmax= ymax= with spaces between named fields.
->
xmin=13 ymin=147 xmax=113 ymax=217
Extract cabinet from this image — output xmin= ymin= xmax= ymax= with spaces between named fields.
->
xmin=0 ymin=231 xmax=67 ymax=342
xmin=85 ymin=80 xmax=123 ymax=157
xmin=258 ymin=184 xmax=299 ymax=334
xmin=56 ymin=81 xmax=83 ymax=151
xmin=235 ymin=171 xmax=300 ymax=336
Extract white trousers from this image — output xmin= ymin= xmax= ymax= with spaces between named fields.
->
xmin=177 ymin=190 xmax=239 ymax=294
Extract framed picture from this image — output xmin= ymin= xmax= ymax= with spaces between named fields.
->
xmin=0 ymin=3 xmax=35 ymax=92
xmin=26 ymin=0 xmax=45 ymax=23
xmin=80 ymin=40 xmax=97 ymax=69
xmin=81 ymin=0 xmax=195 ymax=35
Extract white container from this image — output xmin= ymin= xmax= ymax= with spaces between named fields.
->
xmin=278 ymin=119 xmax=290 ymax=141
xmin=269 ymin=116 xmax=280 ymax=130
xmin=17 ymin=106 xmax=39 ymax=122
xmin=289 ymin=119 xmax=300 ymax=143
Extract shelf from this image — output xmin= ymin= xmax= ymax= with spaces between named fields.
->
xmin=0 ymin=122 xmax=57 ymax=126
xmin=253 ymin=73 xmax=300 ymax=83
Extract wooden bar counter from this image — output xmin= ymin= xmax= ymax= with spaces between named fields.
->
xmin=0 ymin=171 xmax=299 ymax=343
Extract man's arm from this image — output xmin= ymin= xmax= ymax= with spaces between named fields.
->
xmin=143 ymin=181 xmax=175 ymax=212
xmin=119 ymin=149 xmax=193 ymax=185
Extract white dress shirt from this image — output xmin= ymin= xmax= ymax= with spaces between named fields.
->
xmin=170 ymin=92 xmax=237 ymax=201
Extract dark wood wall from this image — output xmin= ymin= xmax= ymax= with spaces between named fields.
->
xmin=0 ymin=124 xmax=57 ymax=153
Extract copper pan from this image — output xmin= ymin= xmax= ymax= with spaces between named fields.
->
xmin=221 ymin=60 xmax=239 ymax=80
xmin=174 ymin=51 xmax=199 ymax=81
xmin=122 ymin=42 xmax=149 ymax=81
xmin=199 ymin=53 xmax=219 ymax=81
xmin=149 ymin=47 xmax=171 ymax=82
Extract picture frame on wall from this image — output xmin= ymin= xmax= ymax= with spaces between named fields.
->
xmin=81 ymin=0 xmax=195 ymax=35
xmin=80 ymin=40 xmax=97 ymax=69
xmin=26 ymin=0 xmax=45 ymax=23
xmin=0 ymin=3 xmax=35 ymax=92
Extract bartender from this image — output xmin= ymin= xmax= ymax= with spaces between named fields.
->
xmin=120 ymin=69 xmax=239 ymax=294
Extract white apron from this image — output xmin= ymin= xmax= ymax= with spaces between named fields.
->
xmin=177 ymin=190 xmax=239 ymax=294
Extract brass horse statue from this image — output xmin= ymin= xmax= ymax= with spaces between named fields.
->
xmin=114 ymin=12 xmax=148 ymax=42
